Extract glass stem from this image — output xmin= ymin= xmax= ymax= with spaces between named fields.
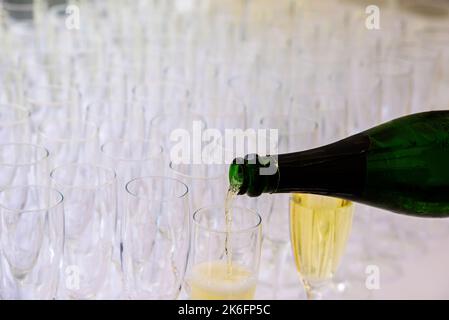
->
xmin=303 ymin=280 xmax=332 ymax=300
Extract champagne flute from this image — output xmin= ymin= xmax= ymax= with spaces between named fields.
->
xmin=290 ymin=92 xmax=349 ymax=145
xmin=227 ymin=74 xmax=284 ymax=118
xmin=37 ymin=118 xmax=99 ymax=167
xmin=256 ymin=113 xmax=319 ymax=299
xmin=186 ymin=205 xmax=262 ymax=300
xmin=0 ymin=185 xmax=64 ymax=299
xmin=368 ymin=59 xmax=413 ymax=122
xmin=25 ymin=84 xmax=81 ymax=134
xmin=169 ymin=162 xmax=227 ymax=215
xmin=100 ymin=138 xmax=164 ymax=262
xmin=290 ymin=194 xmax=354 ymax=300
xmin=149 ymin=111 xmax=207 ymax=158
xmin=0 ymin=64 xmax=23 ymax=103
xmin=0 ymin=143 xmax=49 ymax=189
xmin=132 ymin=80 xmax=191 ymax=111
xmin=50 ymin=163 xmax=120 ymax=299
xmin=123 ymin=176 xmax=190 ymax=299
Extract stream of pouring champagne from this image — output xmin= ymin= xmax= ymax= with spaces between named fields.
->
xmin=224 ymin=186 xmax=238 ymax=276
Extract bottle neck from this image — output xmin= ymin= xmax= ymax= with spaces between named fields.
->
xmin=275 ymin=134 xmax=369 ymax=198
xmin=230 ymin=134 xmax=370 ymax=198
xmin=230 ymin=154 xmax=280 ymax=197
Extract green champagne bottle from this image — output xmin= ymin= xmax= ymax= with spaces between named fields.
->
xmin=229 ymin=111 xmax=449 ymax=217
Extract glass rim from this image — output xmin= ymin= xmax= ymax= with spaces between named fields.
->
xmin=132 ymin=79 xmax=191 ymax=101
xmin=369 ymin=58 xmax=413 ymax=77
xmin=149 ymin=111 xmax=207 ymax=128
xmin=291 ymin=91 xmax=347 ymax=101
xmin=416 ymin=26 xmax=449 ymax=43
xmin=227 ymin=74 xmax=282 ymax=91
xmin=0 ymin=143 xmax=49 ymax=167
xmin=131 ymin=95 xmax=191 ymax=111
xmin=200 ymin=110 xmax=247 ymax=120
xmin=25 ymin=85 xmax=80 ymax=105
xmin=86 ymin=97 xmax=125 ymax=107
xmin=0 ymin=63 xmax=21 ymax=73
xmin=125 ymin=175 xmax=189 ymax=202
xmin=0 ymin=185 xmax=64 ymax=214
xmin=346 ymin=74 xmax=382 ymax=95
xmin=190 ymin=94 xmax=246 ymax=108
xmin=110 ymin=58 xmax=169 ymax=76
xmin=168 ymin=161 xmax=225 ymax=180
xmin=258 ymin=113 xmax=319 ymax=135
xmin=38 ymin=119 xmax=98 ymax=143
xmin=79 ymin=78 xmax=125 ymax=92
xmin=25 ymin=57 xmax=69 ymax=70
xmin=193 ymin=204 xmax=262 ymax=235
xmin=27 ymin=98 xmax=79 ymax=108
xmin=50 ymin=163 xmax=117 ymax=190
xmin=133 ymin=79 xmax=191 ymax=91
xmin=25 ymin=84 xmax=75 ymax=91
xmin=290 ymin=92 xmax=348 ymax=112
xmin=391 ymin=41 xmax=440 ymax=61
xmin=295 ymin=50 xmax=351 ymax=65
xmin=192 ymin=104 xmax=248 ymax=122
xmin=290 ymin=194 xmax=353 ymax=210
xmin=100 ymin=138 xmax=164 ymax=162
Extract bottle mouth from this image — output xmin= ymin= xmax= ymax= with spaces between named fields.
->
xmin=229 ymin=158 xmax=247 ymax=195
xmin=230 ymin=154 xmax=281 ymax=197
xmin=230 ymin=154 xmax=268 ymax=196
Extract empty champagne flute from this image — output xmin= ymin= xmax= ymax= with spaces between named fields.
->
xmin=0 ymin=185 xmax=64 ymax=299
xmin=370 ymin=59 xmax=413 ymax=122
xmin=389 ymin=41 xmax=439 ymax=113
xmin=169 ymin=163 xmax=227 ymax=214
xmin=37 ymin=118 xmax=98 ymax=167
xmin=0 ymin=143 xmax=49 ymax=189
xmin=0 ymin=64 xmax=23 ymax=103
xmin=345 ymin=73 xmax=382 ymax=134
xmin=227 ymin=74 xmax=284 ymax=119
xmin=25 ymin=85 xmax=81 ymax=133
xmin=23 ymin=50 xmax=72 ymax=88
xmin=98 ymin=110 xmax=148 ymax=146
xmin=50 ymin=163 xmax=119 ymax=299
xmin=290 ymin=92 xmax=349 ymax=145
xmin=255 ymin=113 xmax=319 ymax=299
xmin=149 ymin=111 xmax=207 ymax=156
xmin=100 ymin=138 xmax=164 ymax=264
xmin=132 ymin=80 xmax=191 ymax=111
xmin=100 ymin=139 xmax=165 ymax=188
xmin=25 ymin=84 xmax=80 ymax=112
xmin=123 ymin=176 xmax=190 ymax=299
